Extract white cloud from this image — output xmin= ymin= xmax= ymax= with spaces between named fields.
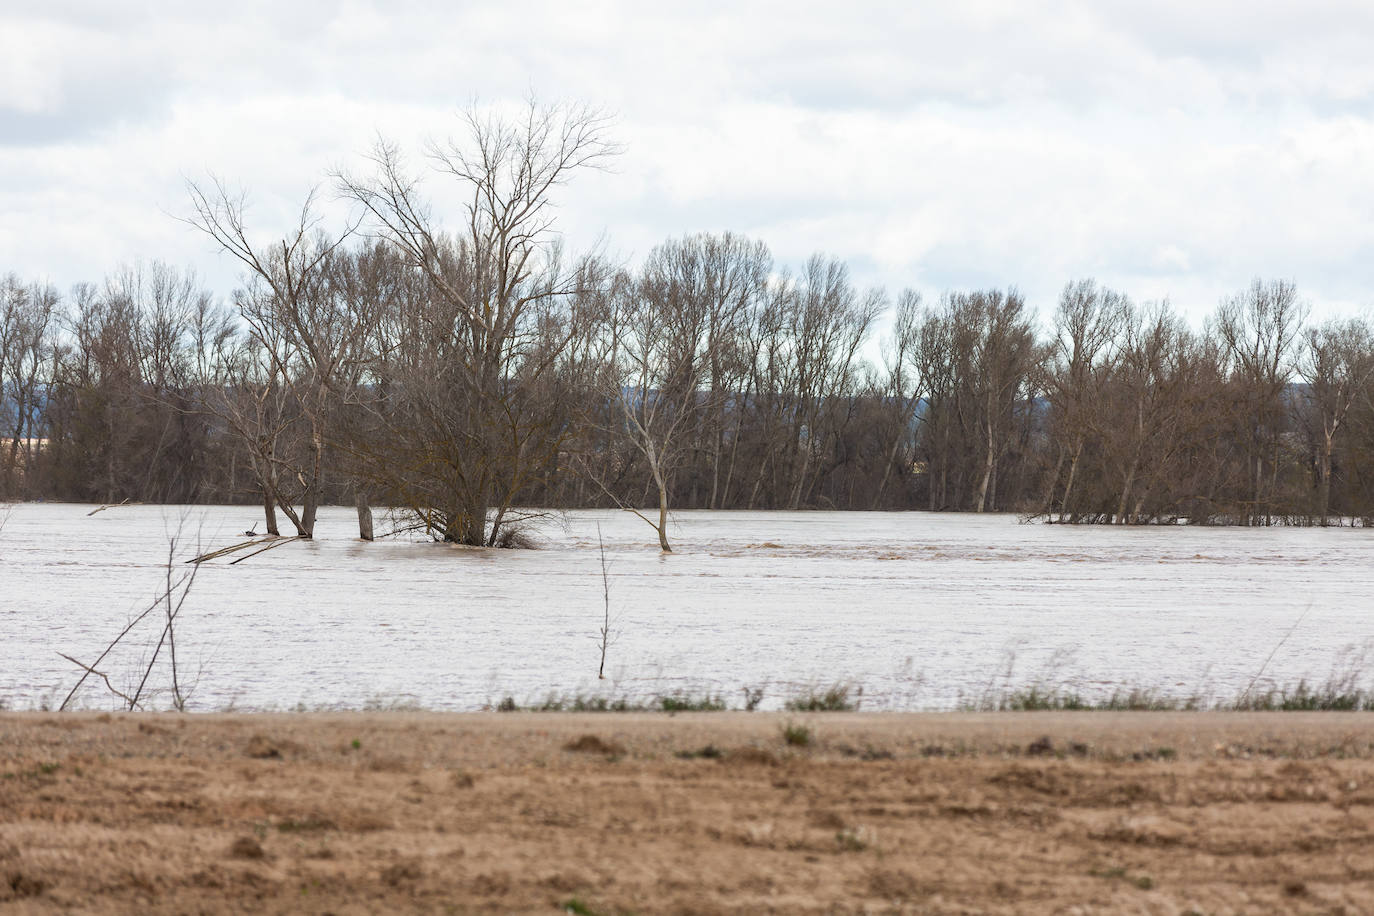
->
xmin=2 ymin=0 xmax=1374 ymax=325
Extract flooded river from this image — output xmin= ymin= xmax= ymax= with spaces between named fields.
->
xmin=2 ymin=503 xmax=1371 ymax=711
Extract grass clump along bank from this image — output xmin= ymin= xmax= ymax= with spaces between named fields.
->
xmin=783 ymin=683 xmax=860 ymax=712
xmin=494 ymin=689 xmax=732 ymax=714
xmin=966 ymin=676 xmax=1374 ymax=713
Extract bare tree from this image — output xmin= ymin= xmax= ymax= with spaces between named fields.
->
xmin=1043 ymin=279 xmax=1128 ymax=520
xmin=1297 ymin=317 xmax=1374 ymax=523
xmin=593 ymin=272 xmax=699 ymax=551
xmin=872 ymin=289 xmax=927 ymax=508
xmin=48 ymin=280 xmax=148 ymax=502
xmin=106 ymin=262 xmax=228 ymax=503
xmin=336 ymin=100 xmax=618 ymax=546
xmin=1214 ymin=280 xmax=1308 ymax=525
xmin=778 ymin=256 xmax=883 ymax=510
xmin=206 ymin=317 xmax=297 ymax=536
xmin=659 ymin=233 xmax=770 ymax=509
xmin=909 ymin=299 xmax=962 ymax=510
xmin=581 ymin=234 xmax=766 ymax=549
xmin=0 ymin=275 xmax=57 ymax=498
xmin=185 ymin=182 xmax=365 ymax=537
xmin=1103 ymin=303 xmax=1185 ymax=523
xmin=963 ymin=289 xmax=1037 ymax=513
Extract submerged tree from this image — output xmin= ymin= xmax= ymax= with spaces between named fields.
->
xmin=588 ymin=233 xmax=770 ymax=551
xmin=337 ymin=100 xmax=618 ymax=546
xmin=185 ymin=182 xmax=364 ymax=538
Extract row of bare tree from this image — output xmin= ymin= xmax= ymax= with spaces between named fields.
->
xmin=5 ymin=104 xmax=1374 ymax=545
xmin=1033 ymin=278 xmax=1374 ymax=526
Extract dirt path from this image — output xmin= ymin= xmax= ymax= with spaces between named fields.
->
xmin=3 ymin=711 xmax=1374 ymax=913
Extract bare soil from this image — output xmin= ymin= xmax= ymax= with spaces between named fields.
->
xmin=3 ymin=711 xmax=1374 ymax=913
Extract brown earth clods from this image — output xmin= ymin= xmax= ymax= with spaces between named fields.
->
xmin=2 ymin=711 xmax=1374 ymax=914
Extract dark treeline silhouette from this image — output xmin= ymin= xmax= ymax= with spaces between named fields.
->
xmin=4 ymin=104 xmax=1374 ymax=543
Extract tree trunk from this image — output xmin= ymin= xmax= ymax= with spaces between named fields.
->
xmin=299 ymin=498 xmax=318 ymax=539
xmin=463 ymin=502 xmax=486 ymax=546
xmin=647 ymin=442 xmax=673 ymax=552
xmin=297 ymin=430 xmax=324 ymax=539
xmin=872 ymin=409 xmax=910 ymax=510
xmin=720 ymin=376 xmax=754 ymax=509
xmin=1319 ymin=430 xmax=1333 ymax=526
xmin=938 ymin=452 xmax=948 ymax=510
xmin=709 ymin=426 xmax=722 ymax=510
xmin=975 ymin=423 xmax=995 ymax=513
xmin=1117 ymin=458 xmax=1138 ymax=524
xmin=789 ymin=440 xmax=810 ymax=510
xmin=1059 ymin=441 xmax=1083 ymax=523
xmin=747 ymin=454 xmax=766 ymax=509
xmin=6 ymin=407 xmax=24 ymax=493
xmin=1268 ymin=435 xmax=1281 ymax=526
xmin=1040 ymin=443 xmax=1065 ymax=519
xmin=262 ymin=487 xmax=280 ymax=536
xmin=657 ymin=484 xmax=672 ymax=553
xmin=356 ymin=490 xmax=374 ymax=541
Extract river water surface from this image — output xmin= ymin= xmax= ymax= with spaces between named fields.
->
xmin=3 ymin=503 xmax=1371 ymax=711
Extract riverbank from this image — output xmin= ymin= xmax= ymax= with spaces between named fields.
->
xmin=3 ymin=711 xmax=1373 ymax=912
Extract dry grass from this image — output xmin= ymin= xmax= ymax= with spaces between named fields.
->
xmin=4 ymin=711 xmax=1374 ymax=912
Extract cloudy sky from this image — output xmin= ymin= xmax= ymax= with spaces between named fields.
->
xmin=3 ymin=0 xmax=1373 ymax=326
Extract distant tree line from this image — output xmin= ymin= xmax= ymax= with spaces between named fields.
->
xmin=4 ymin=103 xmax=1374 ymax=544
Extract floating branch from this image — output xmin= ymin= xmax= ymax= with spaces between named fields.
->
xmin=188 ymin=536 xmax=274 ymax=564
xmin=87 ymin=499 xmax=136 ymax=516
xmin=229 ymin=535 xmax=303 ymax=565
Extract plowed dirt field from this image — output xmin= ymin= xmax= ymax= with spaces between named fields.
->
xmin=3 ymin=712 xmax=1373 ymax=913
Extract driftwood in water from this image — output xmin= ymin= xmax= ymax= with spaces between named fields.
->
xmin=187 ymin=537 xmax=272 ymax=565
xmin=229 ymin=535 xmax=303 ymax=565
xmin=87 ymin=499 xmax=135 ymax=516
xmin=189 ymin=532 xmax=306 ymax=566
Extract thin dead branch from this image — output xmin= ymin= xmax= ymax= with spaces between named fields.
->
xmin=57 ymin=652 xmax=135 ymax=708
xmin=61 ymin=527 xmax=200 ymax=711
xmin=595 ymin=523 xmax=617 ymax=679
